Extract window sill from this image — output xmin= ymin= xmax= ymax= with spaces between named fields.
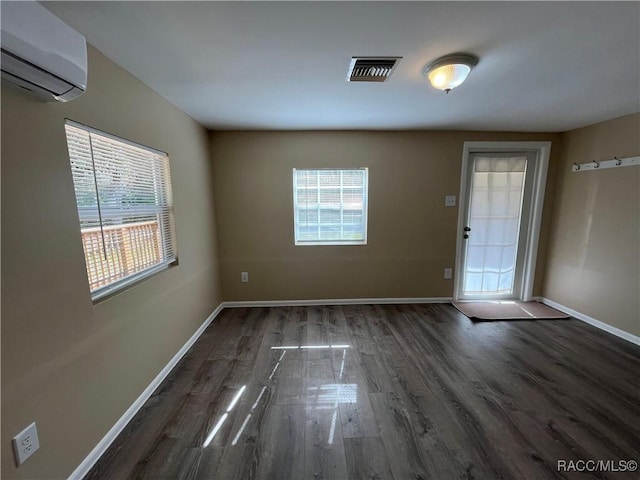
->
xmin=295 ymin=240 xmax=367 ymax=246
xmin=91 ymin=260 xmax=177 ymax=304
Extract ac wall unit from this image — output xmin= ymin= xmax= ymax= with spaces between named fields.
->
xmin=1 ymin=1 xmax=87 ymax=102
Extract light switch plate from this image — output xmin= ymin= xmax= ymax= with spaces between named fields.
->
xmin=241 ymin=272 xmax=249 ymax=283
xmin=444 ymin=268 xmax=453 ymax=279
xmin=445 ymin=195 xmax=456 ymax=207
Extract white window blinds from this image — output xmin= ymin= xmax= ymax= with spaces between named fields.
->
xmin=65 ymin=121 xmax=177 ymax=300
xmin=293 ymin=168 xmax=368 ymax=245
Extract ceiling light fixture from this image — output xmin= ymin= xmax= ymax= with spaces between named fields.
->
xmin=423 ymin=53 xmax=478 ymax=94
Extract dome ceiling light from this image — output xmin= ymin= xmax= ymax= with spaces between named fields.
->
xmin=423 ymin=53 xmax=479 ymax=94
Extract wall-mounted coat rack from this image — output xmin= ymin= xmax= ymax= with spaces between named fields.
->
xmin=572 ymin=155 xmax=639 ymax=172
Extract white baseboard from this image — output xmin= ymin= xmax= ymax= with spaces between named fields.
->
xmin=68 ymin=303 xmax=225 ymax=480
xmin=538 ymin=297 xmax=640 ymax=346
xmin=222 ymin=297 xmax=452 ymax=308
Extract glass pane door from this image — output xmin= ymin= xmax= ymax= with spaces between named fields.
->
xmin=462 ymin=156 xmax=527 ymax=296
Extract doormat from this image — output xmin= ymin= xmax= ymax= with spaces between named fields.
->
xmin=452 ymin=300 xmax=569 ymax=321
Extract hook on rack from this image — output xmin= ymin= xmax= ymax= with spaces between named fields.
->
xmin=572 ymin=154 xmax=639 ymax=172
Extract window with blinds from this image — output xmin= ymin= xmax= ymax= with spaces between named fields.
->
xmin=65 ymin=120 xmax=177 ymax=300
xmin=293 ymin=168 xmax=368 ymax=245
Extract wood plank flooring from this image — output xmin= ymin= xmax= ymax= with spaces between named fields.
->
xmin=86 ymin=304 xmax=640 ymax=479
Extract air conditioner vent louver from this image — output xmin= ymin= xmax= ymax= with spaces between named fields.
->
xmin=347 ymin=57 xmax=401 ymax=82
xmin=1 ymin=2 xmax=87 ymax=102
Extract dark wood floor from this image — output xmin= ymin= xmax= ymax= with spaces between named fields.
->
xmin=86 ymin=304 xmax=640 ymax=480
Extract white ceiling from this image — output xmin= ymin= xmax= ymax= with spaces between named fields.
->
xmin=45 ymin=1 xmax=640 ymax=132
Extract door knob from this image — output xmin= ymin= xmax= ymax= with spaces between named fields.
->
xmin=463 ymin=234 xmax=469 ymax=239
xmin=463 ymin=226 xmax=471 ymax=232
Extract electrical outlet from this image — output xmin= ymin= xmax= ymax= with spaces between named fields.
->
xmin=444 ymin=268 xmax=453 ymax=279
xmin=12 ymin=422 xmax=39 ymax=466
xmin=241 ymin=272 xmax=249 ymax=283
xmin=445 ymin=195 xmax=456 ymax=207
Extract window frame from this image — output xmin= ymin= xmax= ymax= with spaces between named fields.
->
xmin=65 ymin=119 xmax=178 ymax=302
xmin=292 ymin=167 xmax=369 ymax=246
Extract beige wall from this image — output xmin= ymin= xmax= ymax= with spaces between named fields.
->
xmin=3 ymin=41 xmax=634 ymax=480
xmin=210 ymin=130 xmax=562 ymax=302
xmin=1 ymin=46 xmax=222 ymax=478
xmin=544 ymin=113 xmax=640 ymax=336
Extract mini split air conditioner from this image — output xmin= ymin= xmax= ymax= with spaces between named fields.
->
xmin=1 ymin=1 xmax=87 ymax=102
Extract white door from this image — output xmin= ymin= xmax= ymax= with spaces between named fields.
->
xmin=455 ymin=143 xmax=550 ymax=301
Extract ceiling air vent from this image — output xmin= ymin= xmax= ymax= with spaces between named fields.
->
xmin=347 ymin=57 xmax=401 ymax=82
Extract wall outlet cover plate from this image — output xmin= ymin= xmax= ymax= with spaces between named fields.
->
xmin=12 ymin=422 xmax=39 ymax=466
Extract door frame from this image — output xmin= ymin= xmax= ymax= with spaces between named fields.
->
xmin=453 ymin=141 xmax=551 ymax=302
